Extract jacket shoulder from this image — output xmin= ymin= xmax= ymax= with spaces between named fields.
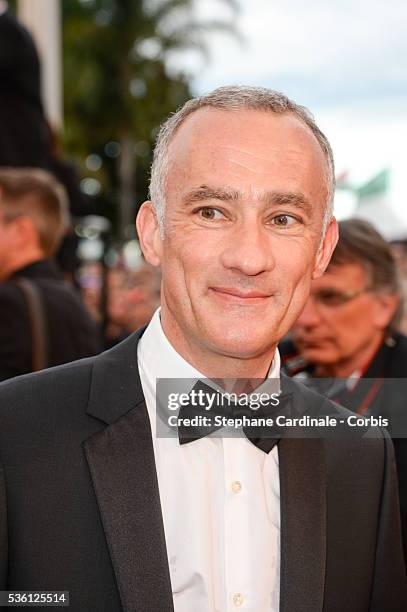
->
xmin=0 ymin=282 xmax=27 ymax=309
xmin=0 ymin=355 xmax=96 ymax=422
xmin=0 ymin=330 xmax=143 ymax=424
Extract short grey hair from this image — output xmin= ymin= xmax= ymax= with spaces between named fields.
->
xmin=149 ymin=85 xmax=335 ymax=234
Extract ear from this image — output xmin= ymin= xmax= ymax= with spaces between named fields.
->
xmin=14 ymin=216 xmax=42 ymax=252
xmin=312 ymin=217 xmax=339 ymax=280
xmin=136 ymin=201 xmax=163 ymax=267
xmin=373 ymin=292 xmax=401 ymax=330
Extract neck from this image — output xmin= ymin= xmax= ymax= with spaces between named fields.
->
xmin=1 ymin=253 xmax=44 ymax=281
xmin=315 ymin=333 xmax=385 ymax=378
xmin=161 ymin=312 xmax=276 ymax=381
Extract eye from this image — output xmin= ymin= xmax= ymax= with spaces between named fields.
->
xmin=197 ymin=207 xmax=225 ymax=220
xmin=315 ymin=290 xmax=345 ymax=306
xmin=271 ymin=214 xmax=298 ymax=227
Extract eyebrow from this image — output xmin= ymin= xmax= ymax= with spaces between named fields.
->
xmin=182 ymin=186 xmax=240 ymax=205
xmin=182 ymin=185 xmax=312 ymax=215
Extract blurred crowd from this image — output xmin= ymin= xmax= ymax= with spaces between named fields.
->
xmin=78 ymin=259 xmax=161 ymax=348
xmin=0 ymin=5 xmax=160 ymax=379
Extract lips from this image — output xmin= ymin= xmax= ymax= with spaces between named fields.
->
xmin=210 ymin=287 xmax=272 ymax=301
xmin=299 ymin=338 xmax=333 ymax=348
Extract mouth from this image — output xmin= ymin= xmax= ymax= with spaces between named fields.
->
xmin=210 ymin=286 xmax=272 ymax=304
xmin=300 ymin=338 xmax=332 ymax=349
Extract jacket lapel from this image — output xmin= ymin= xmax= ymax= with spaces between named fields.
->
xmin=84 ymin=331 xmax=174 ymax=612
xmin=278 ymin=432 xmax=327 ymax=612
xmin=277 ymin=375 xmax=327 ymax=611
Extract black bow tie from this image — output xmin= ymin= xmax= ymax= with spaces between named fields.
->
xmin=177 ymin=379 xmax=292 ymax=453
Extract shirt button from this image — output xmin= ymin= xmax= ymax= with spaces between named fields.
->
xmin=231 ymin=480 xmax=242 ymax=494
xmin=232 ymin=592 xmax=244 ymax=607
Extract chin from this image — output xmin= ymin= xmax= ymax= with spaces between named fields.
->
xmin=302 ymin=348 xmax=339 ymax=366
xmin=205 ymin=325 xmax=276 ymax=359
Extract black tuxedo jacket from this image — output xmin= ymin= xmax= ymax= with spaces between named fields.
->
xmin=0 ymin=329 xmax=406 ymax=611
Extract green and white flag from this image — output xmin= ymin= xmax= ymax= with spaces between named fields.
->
xmin=353 ymin=168 xmax=406 ymax=240
xmin=357 ymin=169 xmax=390 ymax=204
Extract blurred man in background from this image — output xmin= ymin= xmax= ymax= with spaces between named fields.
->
xmin=0 ymin=168 xmax=101 ymax=381
xmin=281 ymin=218 xmax=407 ymax=562
xmin=105 ymin=262 xmax=161 ymax=347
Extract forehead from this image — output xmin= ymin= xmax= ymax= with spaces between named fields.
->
xmin=166 ymin=107 xmax=329 ymax=206
xmin=313 ymin=262 xmax=368 ymax=289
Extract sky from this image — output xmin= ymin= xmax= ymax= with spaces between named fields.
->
xmin=166 ymin=0 xmax=407 ymax=232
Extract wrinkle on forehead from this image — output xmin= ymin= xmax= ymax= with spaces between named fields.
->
xmin=169 ymin=143 xmax=322 ymax=189
xmin=170 ymin=136 xmax=327 ymax=184
xmin=222 ymin=145 xmax=317 ymax=178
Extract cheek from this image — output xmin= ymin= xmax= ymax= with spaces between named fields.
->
xmin=278 ymin=240 xmax=317 ymax=276
xmin=163 ymin=230 xmax=219 ymax=277
xmin=331 ymin=308 xmax=371 ymax=350
xmin=277 ymin=250 xmax=314 ymax=299
xmin=160 ymin=238 xmax=208 ymax=304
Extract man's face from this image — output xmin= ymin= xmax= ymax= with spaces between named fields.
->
xmin=138 ymin=107 xmax=337 ymax=365
xmin=292 ymin=261 xmax=393 ymax=367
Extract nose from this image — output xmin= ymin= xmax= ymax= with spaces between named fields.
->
xmin=220 ymin=220 xmax=275 ymax=276
xmin=296 ymin=295 xmax=323 ymax=329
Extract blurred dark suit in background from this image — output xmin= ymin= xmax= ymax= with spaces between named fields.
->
xmin=0 ymin=7 xmax=48 ymax=168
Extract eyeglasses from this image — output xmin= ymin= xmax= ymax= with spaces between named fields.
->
xmin=310 ymin=287 xmax=372 ymax=307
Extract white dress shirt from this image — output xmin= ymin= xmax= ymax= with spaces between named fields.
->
xmin=138 ymin=309 xmax=281 ymax=612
